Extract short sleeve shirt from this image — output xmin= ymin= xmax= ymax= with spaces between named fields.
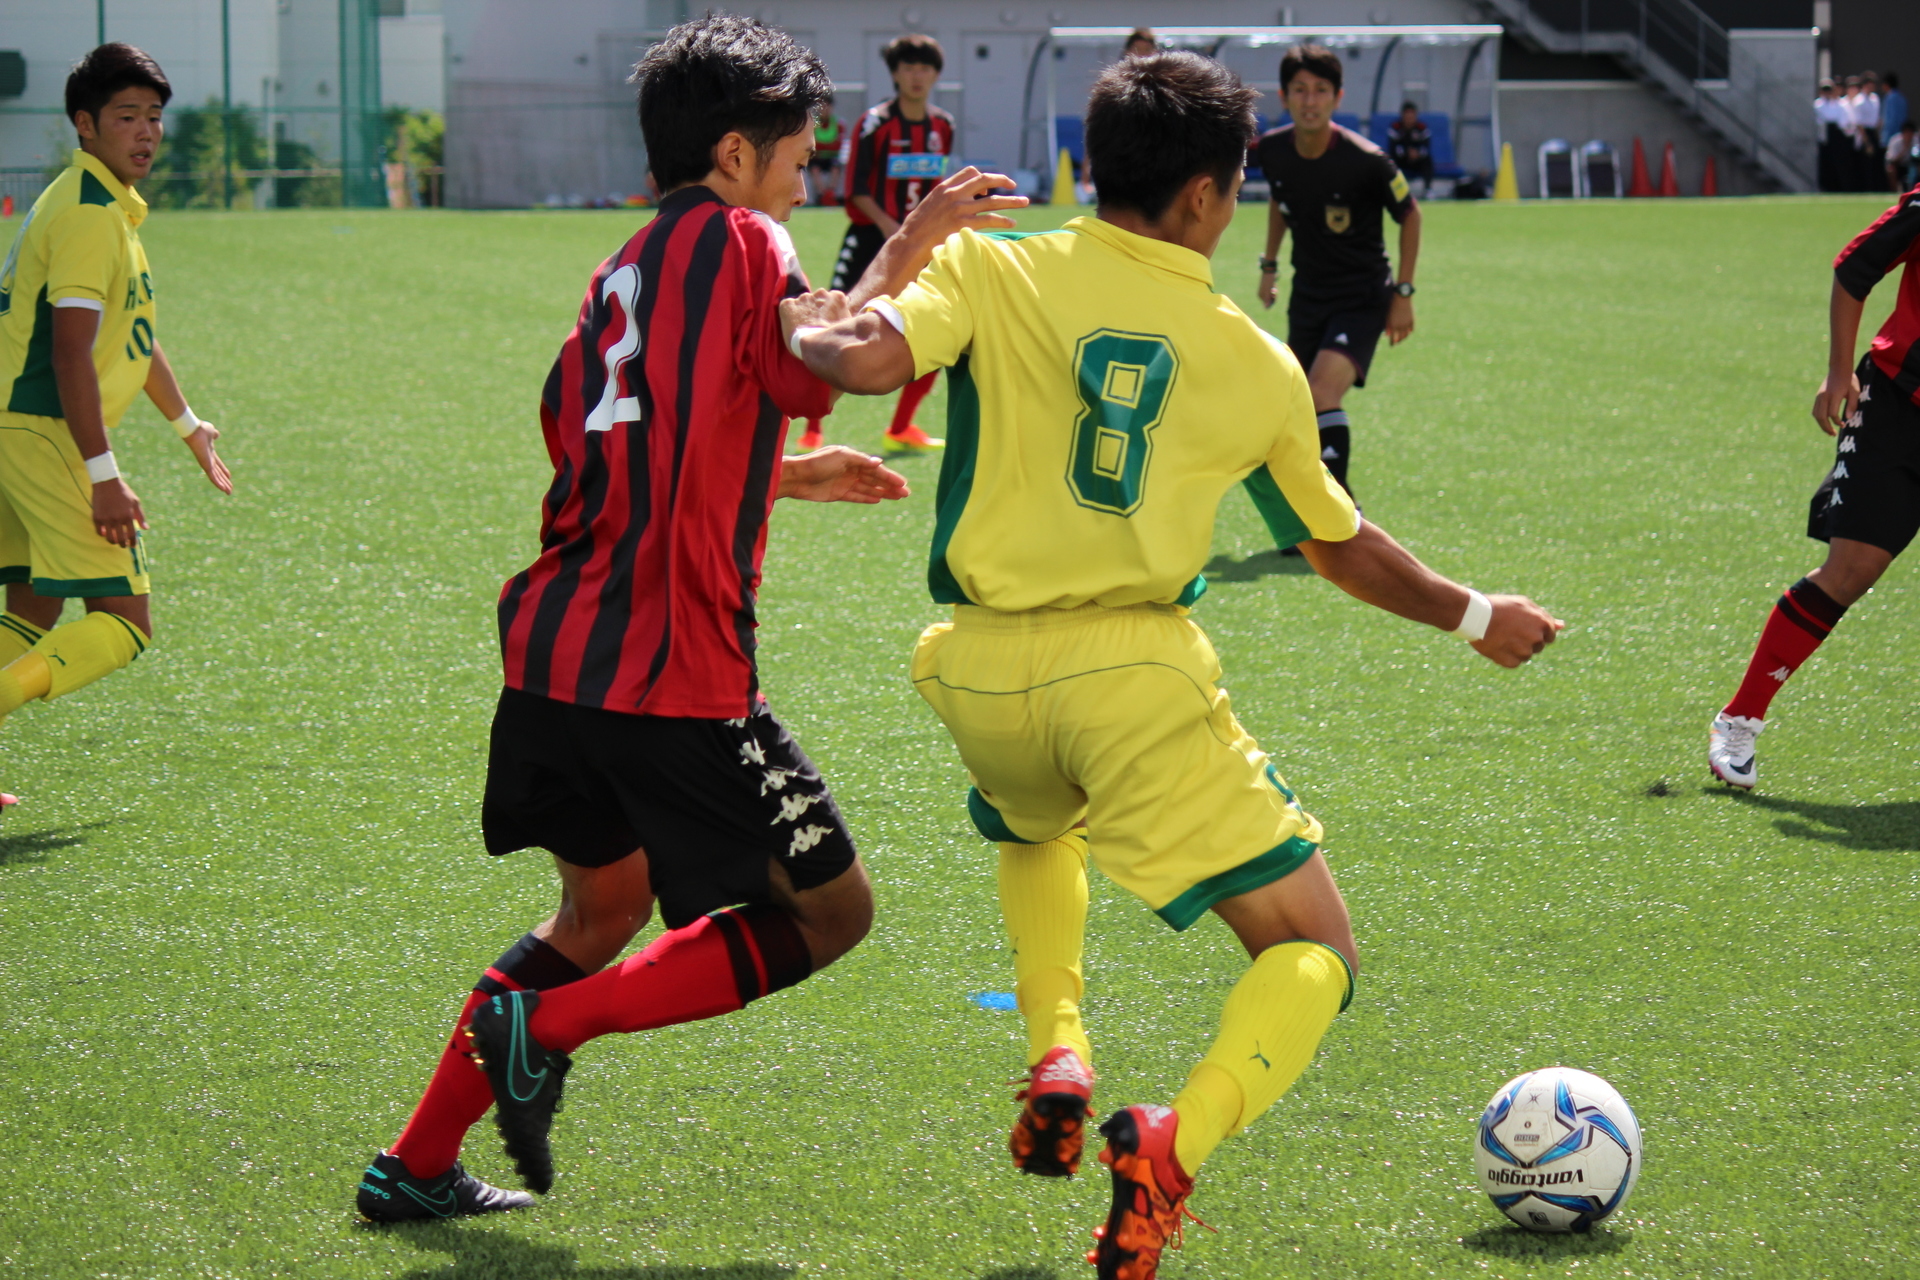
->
xmin=843 ymin=100 xmax=955 ymax=226
xmin=889 ymin=219 xmax=1358 ymax=612
xmin=1254 ymin=124 xmax=1414 ymax=304
xmin=0 ymin=150 xmax=155 ymax=426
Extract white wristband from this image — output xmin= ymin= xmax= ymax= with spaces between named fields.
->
xmin=84 ymin=451 xmax=121 ymax=484
xmin=788 ymin=325 xmax=825 ymax=361
xmin=1451 ymin=588 xmax=1493 ymax=642
xmin=169 ymin=405 xmax=202 ymax=439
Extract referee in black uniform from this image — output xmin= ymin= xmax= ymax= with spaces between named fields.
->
xmin=1253 ymin=43 xmax=1421 ymax=515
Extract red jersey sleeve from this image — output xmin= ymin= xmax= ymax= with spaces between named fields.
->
xmin=1834 ymin=184 xmax=1920 ymax=300
xmin=733 ymin=210 xmax=834 ymax=421
xmin=846 ymin=108 xmax=887 ymax=205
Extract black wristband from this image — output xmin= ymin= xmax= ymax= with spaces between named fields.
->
xmin=1258 ymin=257 xmax=1278 ymax=273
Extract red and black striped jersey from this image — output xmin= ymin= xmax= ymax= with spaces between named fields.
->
xmin=497 ymin=186 xmax=832 ymax=718
xmin=843 ymin=99 xmax=955 ymax=226
xmin=1835 ymin=182 xmax=1920 ymax=405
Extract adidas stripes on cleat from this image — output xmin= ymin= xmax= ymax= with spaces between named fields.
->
xmin=1088 ymin=1105 xmax=1210 ymax=1280
xmin=1011 ymin=1045 xmax=1095 ymax=1177
xmin=465 ymin=989 xmax=571 ymax=1194
xmin=355 ymin=1151 xmax=534 ymax=1222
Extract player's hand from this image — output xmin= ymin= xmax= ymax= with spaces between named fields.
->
xmin=1258 ymin=270 xmax=1278 ymax=309
xmin=895 ymin=166 xmax=1029 ymax=251
xmin=1387 ymin=295 xmax=1415 ymax=345
xmin=1812 ymin=366 xmax=1860 ymax=436
xmin=1470 ymin=595 xmax=1563 ymax=668
xmin=185 ymin=422 xmax=234 ymax=494
xmin=778 ymin=445 xmax=910 ymax=504
xmin=91 ymin=477 xmax=148 ymax=548
xmin=780 ymin=288 xmax=855 ymax=352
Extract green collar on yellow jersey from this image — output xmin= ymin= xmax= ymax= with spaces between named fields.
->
xmin=69 ymin=149 xmax=149 ymax=229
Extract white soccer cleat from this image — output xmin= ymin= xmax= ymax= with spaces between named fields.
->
xmin=1708 ymin=713 xmax=1764 ymax=790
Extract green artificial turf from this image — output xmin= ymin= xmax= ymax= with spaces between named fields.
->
xmin=0 ymin=194 xmax=1912 ymax=1280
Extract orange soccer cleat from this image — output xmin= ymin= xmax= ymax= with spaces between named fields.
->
xmin=1087 ymin=1105 xmax=1212 ymax=1280
xmin=1010 ymin=1045 xmax=1095 ymax=1177
xmin=880 ymin=423 xmax=943 ymax=455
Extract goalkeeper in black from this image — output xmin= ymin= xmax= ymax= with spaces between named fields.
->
xmin=1253 ymin=43 xmax=1420 ymax=517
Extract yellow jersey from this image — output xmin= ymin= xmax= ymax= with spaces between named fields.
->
xmin=892 ymin=216 xmax=1359 ymax=612
xmin=0 ymin=150 xmax=156 ymax=428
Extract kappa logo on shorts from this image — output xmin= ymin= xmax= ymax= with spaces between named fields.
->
xmin=1860 ymin=383 xmax=1873 ymax=402
xmin=1833 ymin=461 xmax=1850 ymax=479
xmin=759 ymin=766 xmax=801 ymax=795
xmin=1838 ymin=436 xmax=1858 ymax=453
xmin=770 ymin=792 xmax=824 ymax=824
xmin=787 ymin=824 xmax=835 ymax=855
xmin=738 ymin=738 xmax=768 ymax=766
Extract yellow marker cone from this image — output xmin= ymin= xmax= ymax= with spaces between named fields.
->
xmin=1493 ymin=142 xmax=1520 ymax=201
xmin=1051 ymin=147 xmax=1078 ymax=206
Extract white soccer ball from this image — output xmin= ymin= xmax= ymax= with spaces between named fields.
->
xmin=1473 ymin=1066 xmax=1642 ymax=1233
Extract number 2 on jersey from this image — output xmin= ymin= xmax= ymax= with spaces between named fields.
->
xmin=586 ymin=262 xmax=643 ymax=433
xmin=1065 ymin=330 xmax=1179 ymax=516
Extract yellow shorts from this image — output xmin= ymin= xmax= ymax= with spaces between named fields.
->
xmin=912 ymin=601 xmax=1323 ymax=930
xmin=0 ymin=410 xmax=150 ymax=598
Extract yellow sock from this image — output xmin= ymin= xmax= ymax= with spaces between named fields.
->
xmin=0 ymin=613 xmax=50 ymax=719
xmin=0 ymin=612 xmax=46 ymax=667
xmin=1171 ymin=939 xmax=1353 ymax=1174
xmin=24 ymin=611 xmax=148 ymax=705
xmin=998 ymin=829 xmax=1092 ymax=1067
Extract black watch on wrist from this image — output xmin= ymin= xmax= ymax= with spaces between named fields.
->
xmin=1258 ymin=257 xmax=1278 ymax=273
xmin=1392 ymin=281 xmax=1416 ymax=297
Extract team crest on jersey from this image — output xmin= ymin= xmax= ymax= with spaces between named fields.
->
xmin=1325 ymin=204 xmax=1351 ymax=233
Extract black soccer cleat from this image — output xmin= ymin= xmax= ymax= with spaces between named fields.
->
xmin=355 ymin=1151 xmax=534 ymax=1222
xmin=465 ymin=989 xmax=571 ymax=1194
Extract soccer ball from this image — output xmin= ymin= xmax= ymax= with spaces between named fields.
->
xmin=1473 ymin=1066 xmax=1642 ymax=1233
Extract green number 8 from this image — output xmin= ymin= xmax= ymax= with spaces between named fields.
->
xmin=1065 ymin=330 xmax=1178 ymax=517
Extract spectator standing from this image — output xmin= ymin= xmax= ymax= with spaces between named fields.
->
xmin=1889 ymin=119 xmax=1919 ymax=192
xmin=1817 ymin=80 xmax=1850 ymax=192
xmin=1385 ymin=101 xmax=1434 ymax=196
xmin=1857 ymin=73 xmax=1885 ymax=190
xmin=1884 ymin=71 xmax=1908 ymax=150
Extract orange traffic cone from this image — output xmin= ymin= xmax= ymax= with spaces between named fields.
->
xmin=1 ymin=195 xmax=12 ymax=217
xmin=1701 ymin=155 xmax=1719 ymax=196
xmin=1657 ymin=142 xmax=1679 ymax=196
xmin=1627 ymin=137 xmax=1654 ymax=196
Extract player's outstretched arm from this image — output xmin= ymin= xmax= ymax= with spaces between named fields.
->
xmin=1812 ymin=279 xmax=1867 ymax=435
xmin=780 ymin=292 xmax=917 ymax=396
xmin=145 ymin=343 xmax=234 ymax=494
xmin=778 ymin=445 xmax=909 ymax=504
xmin=1297 ymin=520 xmax=1563 ymax=667
xmin=846 ymin=167 xmax=1027 ymax=308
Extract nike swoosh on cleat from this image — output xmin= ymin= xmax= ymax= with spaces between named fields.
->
xmin=508 ymin=1000 xmax=548 ymax=1102
xmin=399 ymin=1183 xmax=459 ymax=1216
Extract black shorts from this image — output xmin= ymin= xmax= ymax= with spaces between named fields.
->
xmin=1807 ymin=356 xmax=1920 ymax=556
xmin=1287 ymin=283 xmax=1394 ymax=387
xmin=481 ymin=687 xmax=857 ymax=930
xmin=829 ymin=222 xmax=886 ymax=292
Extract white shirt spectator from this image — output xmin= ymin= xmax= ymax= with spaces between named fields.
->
xmin=1856 ymin=91 xmax=1882 ymax=133
xmin=1816 ymin=95 xmax=1850 ymax=130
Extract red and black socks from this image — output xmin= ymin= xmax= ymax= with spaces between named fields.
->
xmin=1724 ymin=576 xmax=1849 ymax=721
xmin=527 ymin=905 xmax=812 ymax=1055
xmin=389 ymin=933 xmax=587 ymax=1177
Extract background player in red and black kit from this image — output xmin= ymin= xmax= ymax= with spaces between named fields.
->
xmin=355 ymin=16 xmax=1024 ymax=1221
xmin=795 ymin=33 xmax=953 ymax=456
xmin=1254 ymin=44 xmax=1420 ymax=526
xmin=1708 ymin=181 xmax=1920 ymax=790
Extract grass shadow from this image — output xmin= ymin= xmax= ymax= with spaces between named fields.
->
xmin=0 ymin=821 xmax=110 ymax=867
xmin=1459 ymin=1225 xmax=1633 ymax=1259
xmin=1712 ymin=791 xmax=1920 ymax=852
xmin=381 ymin=1222 xmax=795 ymax=1280
xmin=1202 ymin=548 xmax=1316 ymax=583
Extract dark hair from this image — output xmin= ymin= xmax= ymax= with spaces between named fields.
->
xmin=1085 ymin=52 xmax=1258 ymax=220
xmin=1280 ymin=43 xmax=1343 ymax=94
xmin=66 ymin=42 xmax=171 ymax=125
xmin=883 ymin=33 xmax=944 ymax=74
xmin=1400 ymin=99 xmax=1419 ymax=113
xmin=1125 ymin=28 xmax=1158 ymax=53
xmin=632 ymin=16 xmax=832 ymax=189
xmin=1884 ymin=71 xmax=1898 ymax=88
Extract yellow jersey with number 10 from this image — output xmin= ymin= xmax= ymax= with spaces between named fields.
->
xmin=0 ymin=150 xmax=156 ymax=427
xmin=892 ymin=216 xmax=1359 ymax=613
